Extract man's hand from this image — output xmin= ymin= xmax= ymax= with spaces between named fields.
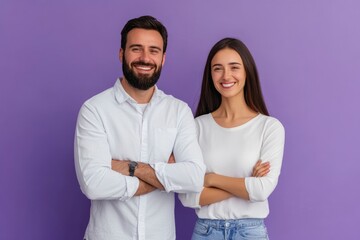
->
xmin=112 ymin=159 xmax=157 ymax=196
xmin=135 ymin=180 xmax=156 ymax=196
xmin=134 ymin=162 xmax=165 ymax=190
xmin=252 ymin=160 xmax=270 ymax=177
xmin=111 ymin=160 xmax=165 ymax=190
xmin=167 ymin=153 xmax=175 ymax=164
xmin=111 ymin=159 xmax=130 ymax=176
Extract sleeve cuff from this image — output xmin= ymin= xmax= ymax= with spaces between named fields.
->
xmin=178 ymin=190 xmax=202 ymax=209
xmin=119 ymin=176 xmax=139 ymax=201
xmin=244 ymin=177 xmax=254 ymax=202
xmin=191 ymin=191 xmax=202 ymax=209
xmin=150 ymin=162 xmax=175 ymax=192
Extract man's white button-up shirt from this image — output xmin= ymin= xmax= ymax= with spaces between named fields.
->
xmin=75 ymin=79 xmax=205 ymax=240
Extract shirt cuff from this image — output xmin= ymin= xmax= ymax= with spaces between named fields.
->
xmin=119 ymin=176 xmax=139 ymax=201
xmin=150 ymin=162 xmax=176 ymax=192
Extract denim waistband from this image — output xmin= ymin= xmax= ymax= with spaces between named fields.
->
xmin=197 ymin=218 xmax=265 ymax=230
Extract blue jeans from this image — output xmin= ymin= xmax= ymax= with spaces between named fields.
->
xmin=191 ymin=218 xmax=269 ymax=240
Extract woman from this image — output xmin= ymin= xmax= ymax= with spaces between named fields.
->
xmin=179 ymin=38 xmax=285 ymax=239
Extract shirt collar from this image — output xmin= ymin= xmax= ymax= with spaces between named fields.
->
xmin=114 ymin=78 xmax=165 ymax=105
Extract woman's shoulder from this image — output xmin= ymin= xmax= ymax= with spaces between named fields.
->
xmin=195 ymin=113 xmax=211 ymax=120
xmin=194 ymin=113 xmax=213 ymax=127
xmin=260 ymin=114 xmax=282 ymax=123
xmin=259 ymin=114 xmax=285 ymax=133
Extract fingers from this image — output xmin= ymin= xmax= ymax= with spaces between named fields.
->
xmin=254 ymin=160 xmax=262 ymax=169
xmin=252 ymin=160 xmax=270 ymax=177
xmin=251 ymin=160 xmax=261 ymax=177
xmin=168 ymin=153 xmax=176 ymax=164
xmin=258 ymin=162 xmax=270 ymax=177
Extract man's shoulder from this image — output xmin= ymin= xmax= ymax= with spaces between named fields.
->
xmin=158 ymin=91 xmax=189 ymax=109
xmin=83 ymin=86 xmax=114 ymax=107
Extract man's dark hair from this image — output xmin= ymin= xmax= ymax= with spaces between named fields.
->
xmin=121 ymin=15 xmax=168 ymax=52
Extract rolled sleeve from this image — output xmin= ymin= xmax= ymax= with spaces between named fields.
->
xmin=119 ymin=176 xmax=140 ymax=201
xmin=178 ymin=191 xmax=202 ymax=209
xmin=75 ymin=103 xmax=139 ymax=200
xmin=150 ymin=162 xmax=175 ymax=192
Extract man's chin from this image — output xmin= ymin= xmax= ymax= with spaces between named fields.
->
xmin=134 ymin=71 xmax=154 ymax=78
xmin=137 ymin=73 xmax=152 ymax=78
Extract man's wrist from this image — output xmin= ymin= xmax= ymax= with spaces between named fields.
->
xmin=128 ymin=161 xmax=138 ymax=177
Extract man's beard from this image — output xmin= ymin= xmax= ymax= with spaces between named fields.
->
xmin=122 ymin=57 xmax=162 ymax=90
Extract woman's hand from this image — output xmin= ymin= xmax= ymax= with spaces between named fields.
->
xmin=204 ymin=173 xmax=217 ymax=188
xmin=252 ymin=160 xmax=270 ymax=177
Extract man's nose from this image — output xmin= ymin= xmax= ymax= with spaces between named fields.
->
xmin=139 ymin=50 xmax=150 ymax=62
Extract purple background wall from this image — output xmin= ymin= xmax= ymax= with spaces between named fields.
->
xmin=1 ymin=0 xmax=359 ymax=239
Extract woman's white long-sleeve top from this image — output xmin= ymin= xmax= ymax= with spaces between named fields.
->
xmin=179 ymin=113 xmax=285 ymax=219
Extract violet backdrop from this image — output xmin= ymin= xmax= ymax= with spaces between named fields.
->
xmin=1 ymin=0 xmax=359 ymax=239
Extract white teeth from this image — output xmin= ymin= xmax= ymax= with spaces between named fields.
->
xmin=136 ymin=66 xmax=152 ymax=70
xmin=221 ymin=83 xmax=235 ymax=88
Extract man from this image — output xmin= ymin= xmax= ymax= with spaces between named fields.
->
xmin=74 ymin=15 xmax=205 ymax=240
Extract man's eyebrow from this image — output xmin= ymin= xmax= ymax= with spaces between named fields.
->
xmin=128 ymin=44 xmax=143 ymax=48
xmin=128 ymin=44 xmax=162 ymax=51
xmin=149 ymin=46 xmax=162 ymax=51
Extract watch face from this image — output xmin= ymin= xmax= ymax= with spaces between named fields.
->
xmin=130 ymin=161 xmax=138 ymax=168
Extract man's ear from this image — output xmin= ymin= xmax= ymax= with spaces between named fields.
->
xmin=161 ymin=52 xmax=166 ymax=66
xmin=119 ymin=48 xmax=124 ymax=63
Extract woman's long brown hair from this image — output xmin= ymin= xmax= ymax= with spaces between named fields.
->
xmin=195 ymin=38 xmax=269 ymax=117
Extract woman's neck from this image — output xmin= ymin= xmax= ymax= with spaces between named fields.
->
xmin=212 ymin=96 xmax=258 ymax=128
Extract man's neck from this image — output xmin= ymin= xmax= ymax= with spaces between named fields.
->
xmin=120 ymin=78 xmax=155 ymax=104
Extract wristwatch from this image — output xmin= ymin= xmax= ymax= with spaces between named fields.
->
xmin=128 ymin=161 xmax=138 ymax=177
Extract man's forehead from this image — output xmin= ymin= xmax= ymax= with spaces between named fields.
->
xmin=126 ymin=28 xmax=163 ymax=49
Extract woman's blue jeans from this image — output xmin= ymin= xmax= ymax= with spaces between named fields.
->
xmin=191 ymin=218 xmax=269 ymax=240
